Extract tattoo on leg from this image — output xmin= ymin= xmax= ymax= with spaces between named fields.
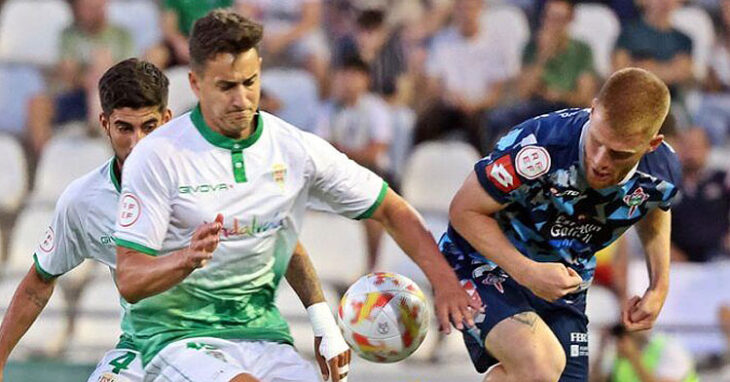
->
xmin=510 ymin=312 xmax=537 ymax=332
xmin=23 ymin=287 xmax=49 ymax=309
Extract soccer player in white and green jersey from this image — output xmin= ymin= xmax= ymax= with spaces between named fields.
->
xmin=114 ymin=10 xmax=480 ymax=382
xmin=0 ymin=59 xmax=171 ymax=382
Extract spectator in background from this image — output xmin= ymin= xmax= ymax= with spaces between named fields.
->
xmin=694 ymin=0 xmax=730 ymax=145
xmin=671 ymin=127 xmax=730 ymax=262
xmin=145 ymin=0 xmax=233 ymax=69
xmin=317 ymin=57 xmax=393 ymax=271
xmin=333 ymin=9 xmax=407 ymax=98
xmin=612 ymin=0 xmax=694 ymax=97
xmin=237 ymin=0 xmax=330 ymax=92
xmin=26 ymin=0 xmax=133 ymax=156
xmin=486 ymin=0 xmax=598 ymax=152
xmin=416 ymin=0 xmax=512 ymax=151
xmin=591 ymin=324 xmax=699 ymax=382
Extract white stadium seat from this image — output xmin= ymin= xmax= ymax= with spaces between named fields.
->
xmin=261 ymin=69 xmax=320 ymax=132
xmin=401 ymin=141 xmax=480 ymax=214
xmin=166 ymin=66 xmax=197 ymax=116
xmin=29 ymin=136 xmax=111 ymax=206
xmin=0 ymin=0 xmax=72 ymax=66
xmin=0 ymin=134 xmax=28 ymax=214
xmin=7 ymin=206 xmax=55 ymax=276
xmin=570 ymin=3 xmax=621 ymax=78
xmin=482 ymin=4 xmax=530 ymax=77
xmin=108 ymin=0 xmax=162 ymax=55
xmin=299 ymin=210 xmax=368 ymax=286
xmin=671 ymin=6 xmax=715 ymax=81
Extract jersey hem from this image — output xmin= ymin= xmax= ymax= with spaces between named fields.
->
xmin=142 ymin=328 xmax=294 ymax=364
xmin=355 ymin=180 xmax=389 ymax=220
xmin=115 ymin=238 xmax=159 ymax=256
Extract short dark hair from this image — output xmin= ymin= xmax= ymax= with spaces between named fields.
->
xmin=356 ymin=9 xmax=385 ymax=30
xmin=339 ymin=56 xmax=370 ymax=75
xmin=189 ymin=9 xmax=263 ymax=73
xmin=98 ymin=58 xmax=169 ymax=115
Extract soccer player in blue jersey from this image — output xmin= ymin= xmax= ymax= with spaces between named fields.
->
xmin=442 ymin=68 xmax=681 ymax=381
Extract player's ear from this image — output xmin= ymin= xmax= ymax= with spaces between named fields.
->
xmin=189 ymin=70 xmax=201 ymax=98
xmin=162 ymin=108 xmax=173 ymax=123
xmin=99 ymin=112 xmax=110 ymax=134
xmin=648 ymin=134 xmax=664 ymax=152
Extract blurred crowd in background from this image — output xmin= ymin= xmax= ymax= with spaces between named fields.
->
xmin=0 ymin=0 xmax=729 ymax=380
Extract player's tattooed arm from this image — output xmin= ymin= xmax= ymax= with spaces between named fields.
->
xmin=0 ymin=266 xmax=56 ymax=368
xmin=285 ymin=241 xmax=325 ymax=307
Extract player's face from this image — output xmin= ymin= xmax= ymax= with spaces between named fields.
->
xmin=190 ymin=50 xmax=262 ymax=139
xmin=584 ymin=107 xmax=663 ymax=189
xmin=101 ymin=106 xmax=172 ymax=165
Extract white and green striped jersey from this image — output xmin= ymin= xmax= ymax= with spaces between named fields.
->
xmin=33 ymin=158 xmax=136 ymax=350
xmin=114 ymin=106 xmax=387 ymax=364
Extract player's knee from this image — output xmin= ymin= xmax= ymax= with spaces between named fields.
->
xmin=518 ymin=350 xmax=565 ymax=382
xmin=229 ymin=373 xmax=260 ymax=382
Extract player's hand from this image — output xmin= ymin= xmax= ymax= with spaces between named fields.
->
xmin=519 ymin=262 xmax=582 ymax=302
xmin=184 ymin=214 xmax=224 ymax=269
xmin=433 ymin=278 xmax=483 ymax=334
xmin=314 ymin=336 xmax=351 ymax=382
xmin=622 ymin=288 xmax=666 ymax=331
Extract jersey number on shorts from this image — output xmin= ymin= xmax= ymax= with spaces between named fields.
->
xmin=109 ymin=352 xmax=136 ymax=374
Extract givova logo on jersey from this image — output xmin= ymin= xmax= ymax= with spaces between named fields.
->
xmin=178 ymin=183 xmax=235 ymax=194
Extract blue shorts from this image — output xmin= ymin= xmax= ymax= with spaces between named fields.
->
xmin=439 ymin=236 xmax=589 ymax=381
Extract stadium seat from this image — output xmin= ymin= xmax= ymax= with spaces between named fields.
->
xmin=570 ymin=3 xmax=621 ymax=78
xmin=0 ymin=134 xmax=28 ymax=214
xmin=0 ymin=64 xmax=45 ymax=135
xmin=77 ymin=273 xmax=124 ymax=316
xmin=482 ymin=4 xmax=530 ymax=76
xmin=299 ymin=210 xmax=368 ymax=286
xmin=166 ymin=66 xmax=197 ymax=116
xmin=108 ymin=0 xmax=161 ymax=55
xmin=261 ymin=68 xmax=320 ymax=132
xmin=0 ymin=0 xmax=72 ymax=66
xmin=671 ymin=6 xmax=715 ymax=81
xmin=7 ymin=206 xmax=55 ymax=277
xmin=29 ymin=136 xmax=112 ymax=206
xmin=708 ymin=145 xmax=730 ymax=172
xmin=65 ymin=313 xmax=123 ymax=362
xmin=628 ymin=260 xmax=730 ymax=356
xmin=401 ymin=141 xmax=480 ymax=214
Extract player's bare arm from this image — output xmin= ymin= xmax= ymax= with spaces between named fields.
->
xmin=449 ymin=172 xmax=582 ymax=302
xmin=0 ymin=266 xmax=55 ymax=378
xmin=368 ymin=188 xmax=481 ymax=334
xmin=117 ymin=214 xmax=223 ymax=303
xmin=623 ymin=207 xmax=671 ymax=331
xmin=285 ymin=242 xmax=351 ymax=382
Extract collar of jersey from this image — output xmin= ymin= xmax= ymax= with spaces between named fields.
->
xmin=109 ymin=157 xmax=121 ymax=193
xmin=191 ymin=104 xmax=263 ymax=150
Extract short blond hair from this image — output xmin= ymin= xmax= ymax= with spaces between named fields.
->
xmin=596 ymin=68 xmax=670 ymax=137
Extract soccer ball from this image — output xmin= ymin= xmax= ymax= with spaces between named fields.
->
xmin=337 ymin=272 xmax=430 ymax=363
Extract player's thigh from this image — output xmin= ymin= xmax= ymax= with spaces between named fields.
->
xmin=87 ymin=349 xmax=144 ymax=382
xmin=485 ymin=311 xmax=566 ymax=378
xmin=238 ymin=341 xmax=320 ymax=382
xmin=144 ymin=338 xmax=250 ymax=382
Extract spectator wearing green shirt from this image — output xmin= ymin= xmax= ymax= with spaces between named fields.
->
xmin=146 ymin=0 xmax=234 ymax=69
xmin=484 ymin=0 xmax=597 ymax=151
xmin=27 ymin=0 xmax=133 ymax=156
xmin=612 ymin=0 xmax=693 ymax=96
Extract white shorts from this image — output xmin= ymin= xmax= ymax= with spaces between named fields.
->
xmin=87 ymin=348 xmax=144 ymax=382
xmin=144 ymin=337 xmax=320 ymax=382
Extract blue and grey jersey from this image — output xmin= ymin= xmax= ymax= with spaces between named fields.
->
xmin=445 ymin=108 xmax=681 ymax=288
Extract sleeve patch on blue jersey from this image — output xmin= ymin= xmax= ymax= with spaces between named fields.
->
xmin=486 ymin=154 xmax=521 ymax=193
xmin=515 ymin=146 xmax=551 ymax=180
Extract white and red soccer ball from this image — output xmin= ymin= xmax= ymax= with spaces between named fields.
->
xmin=337 ymin=272 xmax=430 ymax=363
